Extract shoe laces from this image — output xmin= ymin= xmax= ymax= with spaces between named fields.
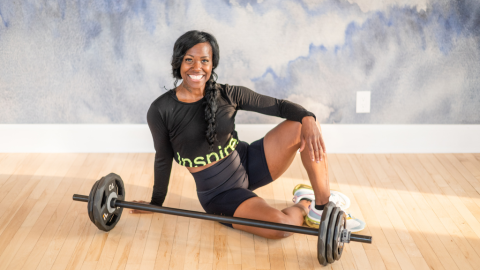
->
xmin=330 ymin=193 xmax=346 ymax=208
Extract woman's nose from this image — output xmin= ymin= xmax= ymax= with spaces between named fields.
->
xmin=193 ymin=61 xmax=202 ymax=70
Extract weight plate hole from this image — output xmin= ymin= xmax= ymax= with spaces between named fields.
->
xmin=101 ymin=191 xmax=107 ymax=207
xmin=115 ymin=180 xmax=124 ymax=196
xmin=106 ymin=213 xmax=119 ymax=225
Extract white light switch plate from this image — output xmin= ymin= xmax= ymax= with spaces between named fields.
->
xmin=356 ymin=91 xmax=371 ymax=113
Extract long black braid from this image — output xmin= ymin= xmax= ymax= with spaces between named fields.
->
xmin=203 ymin=75 xmax=219 ymax=150
xmin=171 ymin=30 xmax=220 ymax=151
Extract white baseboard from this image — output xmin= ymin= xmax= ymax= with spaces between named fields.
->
xmin=0 ymin=124 xmax=479 ymax=153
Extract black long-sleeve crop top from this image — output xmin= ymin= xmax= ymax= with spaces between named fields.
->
xmin=147 ymin=84 xmax=316 ymax=206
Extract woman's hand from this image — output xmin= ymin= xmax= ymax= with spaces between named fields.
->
xmin=129 ymin=200 xmax=154 ymax=214
xmin=299 ymin=116 xmax=326 ymax=163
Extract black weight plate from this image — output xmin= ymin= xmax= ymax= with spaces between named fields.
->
xmin=92 ymin=173 xmax=125 ymax=231
xmin=317 ymin=201 xmax=336 ymax=266
xmin=326 ymin=207 xmax=340 ymax=264
xmin=333 ymin=211 xmax=346 ymax=261
xmin=88 ymin=180 xmax=101 ymax=223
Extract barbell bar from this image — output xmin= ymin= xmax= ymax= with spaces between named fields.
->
xmin=72 ymin=193 xmax=371 ymax=243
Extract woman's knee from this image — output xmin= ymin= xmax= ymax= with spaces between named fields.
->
xmin=267 ymin=120 xmax=302 ymax=146
xmin=268 ymin=230 xmax=293 ymax=239
xmin=286 ymin=119 xmax=323 ymax=145
xmin=267 ymin=212 xmax=295 ymax=239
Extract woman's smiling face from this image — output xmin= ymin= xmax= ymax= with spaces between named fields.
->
xmin=180 ymin=42 xmax=213 ymax=91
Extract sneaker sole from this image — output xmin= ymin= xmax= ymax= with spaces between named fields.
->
xmin=292 ymin=183 xmax=313 ymax=195
xmin=304 ymin=215 xmax=320 ymax=229
xmin=346 ymin=216 xmax=366 ymax=233
xmin=304 ymin=212 xmax=366 ymax=233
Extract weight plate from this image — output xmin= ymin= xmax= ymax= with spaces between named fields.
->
xmin=333 ymin=211 xmax=346 ymax=261
xmin=88 ymin=180 xmax=101 ymax=223
xmin=317 ymin=201 xmax=336 ymax=266
xmin=92 ymin=173 xmax=125 ymax=231
xmin=326 ymin=207 xmax=340 ymax=264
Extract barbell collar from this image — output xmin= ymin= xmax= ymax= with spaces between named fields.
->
xmin=349 ymin=233 xmax=372 ymax=243
xmin=72 ymin=194 xmax=372 ymax=244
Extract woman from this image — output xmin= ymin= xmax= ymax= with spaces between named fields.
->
xmin=132 ymin=30 xmax=365 ymax=238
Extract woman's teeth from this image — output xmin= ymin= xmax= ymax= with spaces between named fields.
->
xmin=189 ymin=75 xmax=203 ymax=80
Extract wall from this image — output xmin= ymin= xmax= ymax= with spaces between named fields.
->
xmin=1 ymin=0 xmax=479 ymax=152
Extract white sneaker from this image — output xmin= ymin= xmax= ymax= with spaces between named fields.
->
xmin=304 ymin=202 xmax=366 ymax=232
xmin=292 ymin=184 xmax=351 ymax=211
xmin=345 ymin=212 xmax=366 ymax=232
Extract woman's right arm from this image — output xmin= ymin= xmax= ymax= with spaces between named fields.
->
xmin=147 ymin=104 xmax=174 ymax=206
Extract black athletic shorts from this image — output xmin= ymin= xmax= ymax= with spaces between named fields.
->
xmin=191 ymin=138 xmax=273 ymax=227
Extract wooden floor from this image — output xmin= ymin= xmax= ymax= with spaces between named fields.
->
xmin=1 ymin=153 xmax=480 ymax=270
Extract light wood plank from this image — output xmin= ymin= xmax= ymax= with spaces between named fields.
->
xmin=249 ymin=180 xmax=270 ymax=270
xmin=403 ymin=154 xmax=480 ymax=269
xmin=0 ymin=153 xmax=45 ymax=237
xmin=334 ymin=155 xmax=372 ymax=270
xmin=66 ymin=153 xmax=138 ymax=270
xmin=0 ymin=153 xmax=29 ymax=188
xmin=182 ymin=218 xmax=201 ymax=270
xmin=0 ymin=154 xmax=76 ymax=270
xmin=0 ymin=153 xmax=7 ymax=164
xmin=271 ymin=177 xmax=300 ymax=270
xmin=454 ymin=154 xmax=480 ymax=181
xmin=227 ymin=226 xmax=242 ymax=267
xmin=179 ymin=169 xmax=202 ymax=270
xmin=376 ymin=154 xmax=443 ymax=270
xmin=394 ymin=154 xmax=469 ymax=269
xmin=347 ymin=154 xmax=417 ymax=270
xmin=346 ymin=155 xmax=399 ymax=270
xmin=240 ymin=230 xmax=256 ymax=270
xmin=416 ymin=155 xmax=480 ymax=261
xmin=106 ymin=153 xmax=153 ymax=270
xmin=425 ymin=154 xmax=480 ymax=239
xmin=198 ymin=219 xmax=215 ymax=270
xmin=20 ymin=153 xmax=103 ymax=269
xmin=283 ymin=163 xmax=314 ymax=270
xmin=50 ymin=153 xmax=130 ymax=270
xmin=88 ymin=153 xmax=140 ymax=270
xmin=268 ymin=238 xmax=287 ymax=270
xmin=45 ymin=154 xmax=126 ymax=270
xmin=261 ymin=180 xmax=286 ymax=270
xmin=16 ymin=154 xmax=110 ymax=270
xmin=443 ymin=154 xmax=480 ymax=194
xmin=153 ymin=163 xmax=187 ymax=269
xmin=124 ymin=154 xmax=157 ymax=270
xmin=162 ymin=167 xmax=191 ymax=270
xmin=212 ymin=223 xmax=228 ymax=270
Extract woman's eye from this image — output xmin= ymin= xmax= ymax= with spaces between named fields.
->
xmin=185 ymin=58 xmax=192 ymax=62
xmin=202 ymin=59 xmax=209 ymax=63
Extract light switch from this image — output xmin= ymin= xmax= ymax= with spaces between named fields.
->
xmin=356 ymin=91 xmax=371 ymax=113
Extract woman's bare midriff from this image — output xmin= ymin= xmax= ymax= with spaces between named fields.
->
xmin=186 ymin=152 xmax=233 ymax=173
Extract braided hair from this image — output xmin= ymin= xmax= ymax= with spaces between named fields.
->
xmin=171 ymin=30 xmax=220 ymax=151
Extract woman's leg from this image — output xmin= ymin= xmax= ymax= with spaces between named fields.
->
xmin=263 ymin=120 xmax=330 ymax=204
xmin=232 ymin=120 xmax=330 ymax=239
xmin=232 ymin=197 xmax=311 ymax=239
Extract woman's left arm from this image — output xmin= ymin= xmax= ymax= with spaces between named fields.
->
xmin=299 ymin=116 xmax=326 ymax=163
xmin=228 ymin=85 xmax=316 ymax=123
xmin=228 ymin=85 xmax=325 ymax=161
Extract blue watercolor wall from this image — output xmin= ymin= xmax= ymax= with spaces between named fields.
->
xmin=0 ymin=0 xmax=479 ymax=124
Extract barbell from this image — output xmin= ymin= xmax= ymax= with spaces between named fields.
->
xmin=72 ymin=173 xmax=372 ymax=266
